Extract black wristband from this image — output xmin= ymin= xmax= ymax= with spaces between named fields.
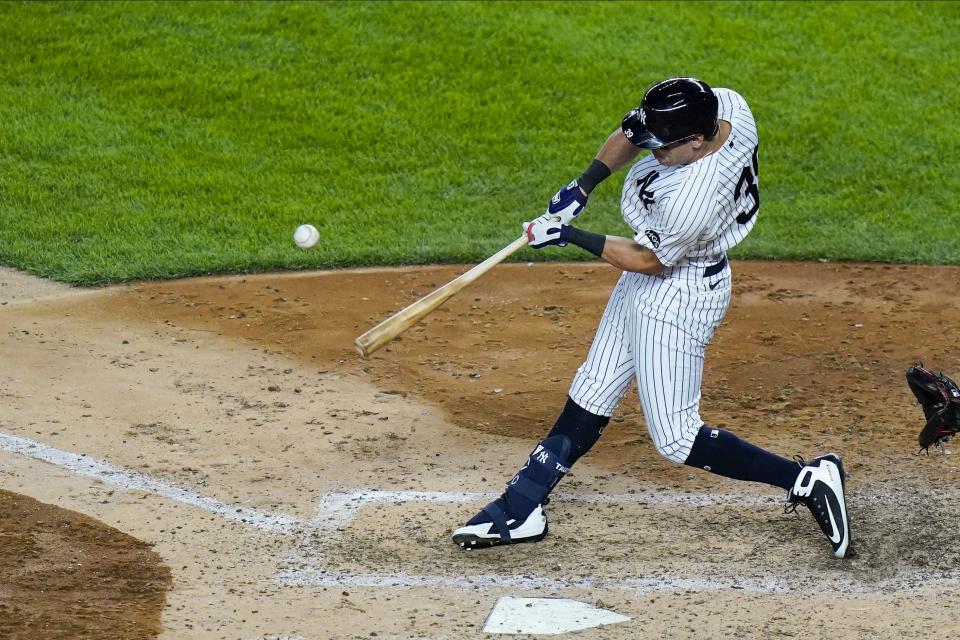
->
xmin=560 ymin=226 xmax=607 ymax=258
xmin=577 ymin=159 xmax=612 ymax=195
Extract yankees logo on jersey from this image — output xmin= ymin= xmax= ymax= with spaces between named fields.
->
xmin=621 ymin=88 xmax=760 ymax=270
xmin=635 ymin=171 xmax=658 ymax=210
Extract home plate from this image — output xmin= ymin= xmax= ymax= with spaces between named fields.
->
xmin=482 ymin=596 xmax=631 ymax=635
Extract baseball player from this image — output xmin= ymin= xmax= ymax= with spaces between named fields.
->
xmin=452 ymin=77 xmax=852 ymax=559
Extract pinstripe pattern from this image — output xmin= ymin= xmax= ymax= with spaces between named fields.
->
xmin=622 ymin=89 xmax=759 ymax=269
xmin=569 ymin=88 xmax=757 ymax=463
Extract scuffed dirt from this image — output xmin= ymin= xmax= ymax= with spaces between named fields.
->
xmin=1 ymin=260 xmax=959 ymax=639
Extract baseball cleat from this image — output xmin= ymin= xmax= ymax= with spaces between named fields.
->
xmin=452 ymin=501 xmax=548 ymax=550
xmin=786 ymin=454 xmax=852 ymax=559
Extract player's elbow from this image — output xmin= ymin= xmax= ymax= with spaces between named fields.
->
xmin=613 ymin=245 xmax=665 ymax=275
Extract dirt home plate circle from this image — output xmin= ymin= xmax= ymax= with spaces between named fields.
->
xmin=293 ymin=224 xmax=320 ymax=249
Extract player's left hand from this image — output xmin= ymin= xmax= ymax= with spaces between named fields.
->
xmin=543 ymin=180 xmax=588 ymax=226
xmin=523 ymin=217 xmax=569 ymax=249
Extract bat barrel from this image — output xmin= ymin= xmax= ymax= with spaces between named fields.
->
xmin=354 ymin=234 xmax=528 ymax=357
xmin=354 ymin=282 xmax=456 ymax=357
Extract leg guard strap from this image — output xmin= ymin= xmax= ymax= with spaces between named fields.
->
xmin=482 ymin=502 xmax=513 ymax=542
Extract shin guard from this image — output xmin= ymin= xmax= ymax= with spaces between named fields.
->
xmin=483 ymin=435 xmax=572 ymax=542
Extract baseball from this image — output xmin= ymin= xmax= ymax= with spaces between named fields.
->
xmin=293 ymin=224 xmax=319 ymax=249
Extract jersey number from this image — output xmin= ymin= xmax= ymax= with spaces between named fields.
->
xmin=734 ymin=145 xmax=760 ymax=224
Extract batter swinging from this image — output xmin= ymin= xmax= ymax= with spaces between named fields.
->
xmin=453 ymin=77 xmax=853 ymax=559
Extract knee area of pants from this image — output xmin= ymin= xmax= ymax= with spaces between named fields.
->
xmin=652 ymin=427 xmax=700 ymax=464
xmin=652 ymin=441 xmax=688 ymax=464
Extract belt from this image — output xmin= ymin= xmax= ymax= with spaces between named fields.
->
xmin=703 ymin=256 xmax=727 ymax=278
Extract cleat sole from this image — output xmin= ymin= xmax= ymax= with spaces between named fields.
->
xmin=452 ymin=523 xmax=548 ymax=550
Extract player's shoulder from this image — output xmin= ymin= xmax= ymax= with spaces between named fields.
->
xmin=663 ymin=160 xmax=721 ymax=201
xmin=712 ymin=87 xmax=747 ymax=105
xmin=713 ymin=87 xmax=743 ymax=99
xmin=713 ymin=87 xmax=753 ymax=120
xmin=656 ymin=147 xmax=732 ymax=211
xmin=625 ymin=153 xmax=661 ymax=182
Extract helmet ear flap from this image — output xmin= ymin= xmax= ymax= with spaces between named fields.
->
xmin=621 ymin=107 xmax=666 ymax=149
xmin=621 ymin=108 xmax=642 ymax=144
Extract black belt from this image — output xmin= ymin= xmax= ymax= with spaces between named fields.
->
xmin=703 ymin=256 xmax=727 ymax=278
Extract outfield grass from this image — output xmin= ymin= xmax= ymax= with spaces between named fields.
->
xmin=1 ymin=1 xmax=958 ymax=285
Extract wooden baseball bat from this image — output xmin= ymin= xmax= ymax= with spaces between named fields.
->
xmin=355 ymin=234 xmax=529 ymax=358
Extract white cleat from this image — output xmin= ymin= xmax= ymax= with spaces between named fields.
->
xmin=452 ymin=504 xmax=548 ymax=549
xmin=787 ymin=454 xmax=852 ymax=559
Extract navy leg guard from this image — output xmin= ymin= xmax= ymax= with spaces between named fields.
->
xmin=468 ymin=435 xmax=572 ymax=542
xmin=502 ymin=435 xmax=572 ymax=523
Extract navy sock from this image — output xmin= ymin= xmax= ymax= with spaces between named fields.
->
xmin=684 ymin=426 xmax=800 ymax=490
xmin=546 ymin=396 xmax=610 ymax=465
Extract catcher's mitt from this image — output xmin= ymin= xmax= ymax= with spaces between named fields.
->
xmin=906 ymin=363 xmax=960 ymax=452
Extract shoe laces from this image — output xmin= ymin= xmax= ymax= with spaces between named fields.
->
xmin=783 ymin=455 xmax=809 ymax=515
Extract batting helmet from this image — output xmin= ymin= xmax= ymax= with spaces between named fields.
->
xmin=621 ymin=77 xmax=719 ymax=149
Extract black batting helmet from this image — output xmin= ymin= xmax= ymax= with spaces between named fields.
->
xmin=621 ymin=77 xmax=719 ymax=149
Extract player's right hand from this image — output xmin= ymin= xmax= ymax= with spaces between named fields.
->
xmin=523 ymin=217 xmax=569 ymax=249
xmin=541 ymin=179 xmax=588 ymax=226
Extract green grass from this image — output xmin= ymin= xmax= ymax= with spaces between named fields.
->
xmin=1 ymin=1 xmax=958 ymax=285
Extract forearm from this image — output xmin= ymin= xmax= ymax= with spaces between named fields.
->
xmin=599 ymin=235 xmax=664 ymax=274
xmin=576 ymin=130 xmax=641 ymax=196
xmin=562 ymin=228 xmax=664 ymax=275
xmin=595 ymin=129 xmax=642 ymax=174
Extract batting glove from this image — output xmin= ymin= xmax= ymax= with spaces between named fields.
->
xmin=523 ymin=217 xmax=570 ymax=249
xmin=542 ymin=179 xmax=588 ymax=226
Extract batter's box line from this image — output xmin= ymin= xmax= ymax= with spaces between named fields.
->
xmin=0 ymin=430 xmax=774 ymax=539
xmin=309 ymin=488 xmax=779 ymax=532
xmin=6 ymin=433 xmax=956 ymax=597
xmin=0 ymin=431 xmax=303 ymax=534
xmin=274 ymin=565 xmax=960 ymax=595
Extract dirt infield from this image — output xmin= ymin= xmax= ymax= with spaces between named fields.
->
xmin=1 ymin=260 xmax=959 ymax=639
xmin=0 ymin=489 xmax=170 ymax=640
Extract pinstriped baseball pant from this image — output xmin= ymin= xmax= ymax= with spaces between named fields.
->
xmin=568 ymin=265 xmax=731 ymax=463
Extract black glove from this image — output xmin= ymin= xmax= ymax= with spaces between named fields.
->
xmin=905 ymin=363 xmax=960 ymax=452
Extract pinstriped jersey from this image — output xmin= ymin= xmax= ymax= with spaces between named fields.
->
xmin=620 ymin=88 xmax=760 ymax=268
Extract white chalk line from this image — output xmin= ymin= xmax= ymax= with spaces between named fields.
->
xmin=311 ymin=488 xmax=778 ymax=531
xmin=275 ymin=566 xmax=960 ymax=596
xmin=0 ymin=431 xmax=302 ymax=534
xmin=8 ymin=431 xmax=958 ymax=597
xmin=0 ymin=431 xmax=770 ymax=538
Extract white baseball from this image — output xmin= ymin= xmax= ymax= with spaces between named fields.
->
xmin=293 ymin=224 xmax=319 ymax=249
